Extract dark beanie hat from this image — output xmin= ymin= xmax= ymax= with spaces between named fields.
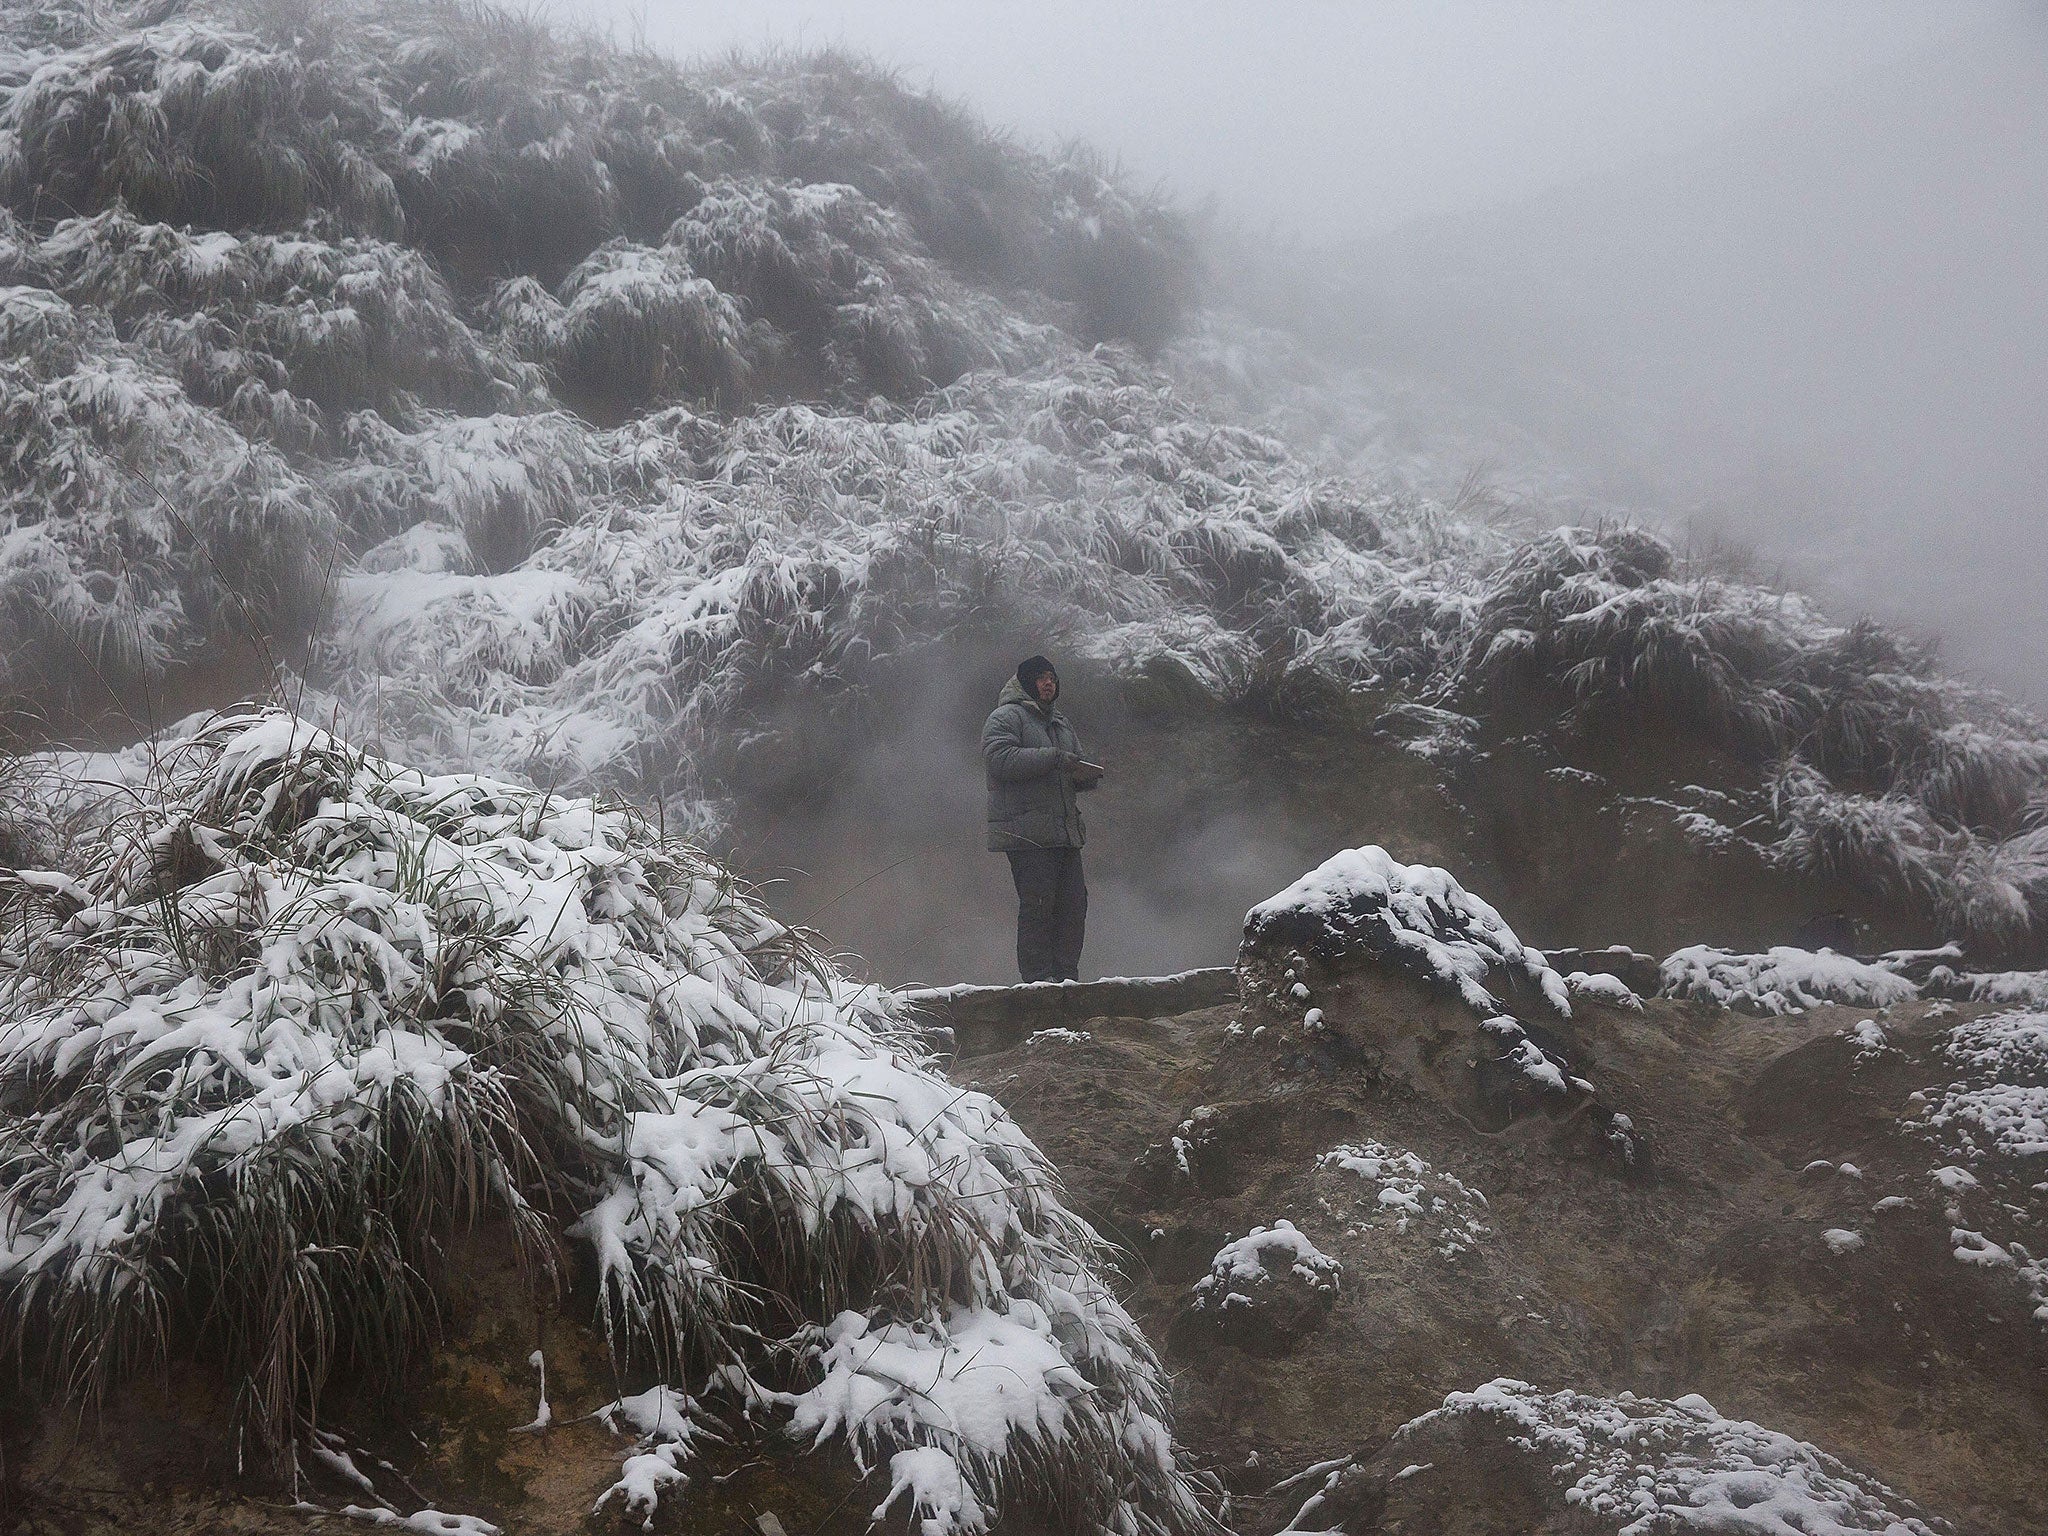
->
xmin=1016 ymin=654 xmax=1057 ymax=691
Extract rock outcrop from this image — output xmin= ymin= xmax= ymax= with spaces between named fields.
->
xmin=957 ymin=850 xmax=2048 ymax=1534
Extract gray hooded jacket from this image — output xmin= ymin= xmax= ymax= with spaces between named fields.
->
xmin=982 ymin=676 xmax=1086 ymax=851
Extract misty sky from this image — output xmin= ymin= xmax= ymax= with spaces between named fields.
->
xmin=577 ymin=1 xmax=2012 ymax=240
xmin=571 ymin=1 xmax=2046 ymax=701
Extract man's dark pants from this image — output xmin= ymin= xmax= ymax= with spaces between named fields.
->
xmin=1006 ymin=847 xmax=1087 ymax=982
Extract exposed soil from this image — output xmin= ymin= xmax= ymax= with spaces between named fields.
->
xmin=959 ymin=949 xmax=2048 ymax=1535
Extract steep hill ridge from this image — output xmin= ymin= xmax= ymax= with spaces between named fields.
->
xmin=2 ymin=0 xmax=2046 ymax=967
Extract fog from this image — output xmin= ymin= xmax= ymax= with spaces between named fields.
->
xmin=715 ymin=644 xmax=1357 ymax=987
xmin=578 ymin=0 xmax=2046 ymax=704
xmin=1319 ymin=25 xmax=2048 ymax=706
xmin=554 ymin=2 xmax=2048 ymax=980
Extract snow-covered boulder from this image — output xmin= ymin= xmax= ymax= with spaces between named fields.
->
xmin=1244 ymin=846 xmax=1569 ymax=1019
xmin=1183 ymin=1220 xmax=1341 ymax=1352
xmin=1238 ymin=849 xmax=1646 ymax=1167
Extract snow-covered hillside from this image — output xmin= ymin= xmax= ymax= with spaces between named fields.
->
xmin=2 ymin=0 xmax=2045 ymax=959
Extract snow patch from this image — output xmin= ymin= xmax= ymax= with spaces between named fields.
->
xmin=1376 ymin=1381 xmax=1944 ymax=1536
xmin=1317 ymin=1142 xmax=1488 ymax=1258
xmin=1657 ymin=946 xmax=1917 ymax=1015
xmin=1025 ymin=1027 xmax=1092 ymax=1046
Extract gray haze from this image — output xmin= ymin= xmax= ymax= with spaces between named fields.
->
xmin=1324 ymin=26 xmax=2048 ymax=705
xmin=560 ymin=2 xmax=2048 ymax=978
xmin=581 ymin=1 xmax=2002 ymax=243
xmin=580 ymin=0 xmax=2047 ymax=704
xmin=718 ymin=644 xmax=1340 ymax=987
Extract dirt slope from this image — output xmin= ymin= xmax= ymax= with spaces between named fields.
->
xmin=960 ymin=952 xmax=2047 ymax=1534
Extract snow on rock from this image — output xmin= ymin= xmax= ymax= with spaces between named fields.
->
xmin=1656 ymin=945 xmax=1918 ymax=1015
xmin=1245 ymin=847 xmax=1569 ymax=1018
xmin=1919 ymin=1010 xmax=2048 ymax=1161
xmin=1928 ymin=968 xmax=2048 ymax=1008
xmin=1910 ymin=1009 xmax=2048 ymax=1324
xmin=1242 ymin=851 xmax=1597 ymax=1130
xmin=1195 ymin=1221 xmax=1343 ymax=1301
xmin=1841 ymin=1018 xmax=1895 ymax=1064
xmin=1566 ymin=970 xmax=1644 ymax=1010
xmin=0 ymin=711 xmax=1200 ymax=1534
xmin=1316 ymin=1142 xmax=1488 ymax=1259
xmin=1479 ymin=1016 xmax=1571 ymax=1095
xmin=1186 ymin=1221 xmax=1341 ymax=1349
xmin=1026 ymin=1027 xmax=1092 ymax=1046
xmin=1439 ymin=1382 xmax=1946 ymax=1535
xmin=334 ymin=1509 xmax=502 ymax=1535
xmin=1284 ymin=1380 xmax=1949 ymax=1536
xmin=1946 ymin=1231 xmax=2048 ymax=1325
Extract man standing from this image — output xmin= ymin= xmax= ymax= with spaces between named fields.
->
xmin=982 ymin=655 xmax=1101 ymax=982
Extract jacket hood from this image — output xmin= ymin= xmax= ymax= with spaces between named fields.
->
xmin=997 ymin=675 xmax=1060 ymax=710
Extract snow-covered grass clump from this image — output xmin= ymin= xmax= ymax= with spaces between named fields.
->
xmin=1283 ymin=1380 xmax=1947 ymax=1536
xmin=0 ymin=710 xmax=1203 ymax=1533
xmin=1656 ymin=945 xmax=1918 ymax=1015
xmin=1928 ymin=967 xmax=2048 ymax=1008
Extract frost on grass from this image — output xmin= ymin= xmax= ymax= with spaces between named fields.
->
xmin=1656 ymin=945 xmax=1918 ymax=1016
xmin=1316 ymin=1142 xmax=1488 ymax=1259
xmin=1282 ymin=1381 xmax=1948 ymax=1536
xmin=0 ymin=711 xmax=1204 ymax=1535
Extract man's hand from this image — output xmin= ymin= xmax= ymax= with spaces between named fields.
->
xmin=1069 ymin=759 xmax=1105 ymax=790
